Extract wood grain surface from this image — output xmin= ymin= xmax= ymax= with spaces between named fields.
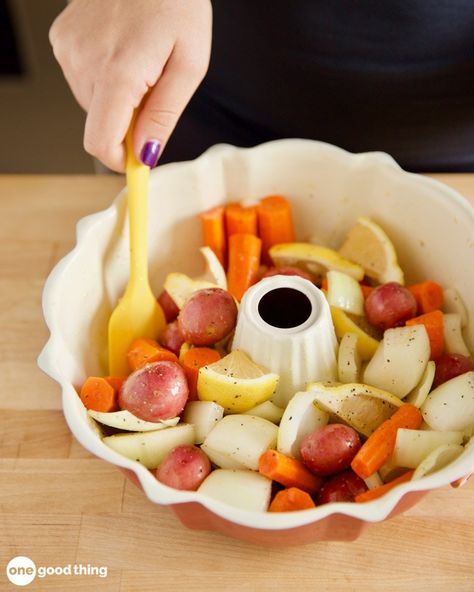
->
xmin=1 ymin=174 xmax=473 ymax=591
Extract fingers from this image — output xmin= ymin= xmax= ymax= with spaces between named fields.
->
xmin=132 ymin=46 xmax=210 ymax=167
xmin=84 ymin=73 xmax=148 ymax=172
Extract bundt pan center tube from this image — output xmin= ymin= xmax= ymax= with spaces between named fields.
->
xmin=231 ymin=275 xmax=338 ymax=408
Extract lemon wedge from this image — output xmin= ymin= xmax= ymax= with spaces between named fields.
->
xmin=306 ymin=381 xmax=403 ymax=437
xmin=330 ymin=306 xmax=380 ymax=360
xmin=338 ymin=216 xmax=404 ymax=285
xmin=197 ymin=349 xmax=279 ymax=413
xmin=163 ymin=272 xmax=217 ymax=309
xmin=269 ymin=242 xmax=364 ymax=281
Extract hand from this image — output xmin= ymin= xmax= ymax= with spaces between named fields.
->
xmin=50 ymin=0 xmax=212 ymax=171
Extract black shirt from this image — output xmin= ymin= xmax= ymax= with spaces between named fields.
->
xmin=163 ymin=0 xmax=474 ymax=171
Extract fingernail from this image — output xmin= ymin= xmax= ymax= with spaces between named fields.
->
xmin=140 ymin=139 xmax=161 ymax=168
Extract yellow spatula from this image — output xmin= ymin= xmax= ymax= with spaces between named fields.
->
xmin=108 ymin=121 xmax=166 ymax=376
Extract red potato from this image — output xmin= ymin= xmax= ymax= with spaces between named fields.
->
xmin=178 ymin=288 xmax=238 ymax=346
xmin=300 ymin=424 xmax=361 ymax=476
xmin=156 ymin=445 xmax=211 ymax=491
xmin=317 ymin=469 xmax=368 ymax=504
xmin=119 ymin=361 xmax=189 ymax=422
xmin=160 ymin=320 xmax=185 ymax=356
xmin=432 ymin=353 xmax=474 ymax=389
xmin=261 ymin=266 xmax=315 ymax=283
xmin=365 ymin=282 xmax=417 ymax=330
xmin=157 ymin=290 xmax=180 ymax=323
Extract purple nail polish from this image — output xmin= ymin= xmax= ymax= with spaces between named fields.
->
xmin=140 ymin=140 xmax=161 ymax=168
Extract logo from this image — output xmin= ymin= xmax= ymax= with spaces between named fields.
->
xmin=6 ymin=557 xmax=36 ymax=587
xmin=5 ymin=556 xmax=108 ymax=586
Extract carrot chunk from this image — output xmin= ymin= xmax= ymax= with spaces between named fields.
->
xmin=406 ymin=309 xmax=444 ymax=360
xmin=408 ymin=281 xmax=444 ymax=314
xmin=268 ymin=487 xmax=316 ymax=512
xmin=225 ymin=202 xmax=258 ymax=237
xmin=226 ymin=233 xmax=262 ymax=302
xmin=104 ymin=375 xmax=126 ymax=393
xmin=259 ymin=449 xmax=323 ymax=495
xmin=355 ymin=470 xmax=414 ymax=503
xmin=351 ymin=404 xmax=423 ymax=479
xmin=257 ymin=195 xmax=295 ymax=265
xmin=79 ymin=376 xmax=119 ymax=412
xmin=200 ymin=206 xmax=226 ymax=267
xmin=126 ymin=337 xmax=178 ymax=371
xmin=181 ymin=347 xmax=221 ymax=400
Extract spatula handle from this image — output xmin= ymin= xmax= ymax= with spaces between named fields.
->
xmin=125 ymin=118 xmax=150 ymax=288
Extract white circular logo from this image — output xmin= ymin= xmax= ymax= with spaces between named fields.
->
xmin=6 ymin=556 xmax=36 ymax=586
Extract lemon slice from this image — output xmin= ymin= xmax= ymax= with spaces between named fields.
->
xmin=330 ymin=306 xmax=380 ymax=361
xmin=197 ymin=349 xmax=279 ymax=413
xmin=338 ymin=216 xmax=404 ymax=285
xmin=163 ymin=272 xmax=217 ymax=308
xmin=307 ymin=381 xmax=403 ymax=437
xmin=269 ymin=243 xmax=364 ymax=281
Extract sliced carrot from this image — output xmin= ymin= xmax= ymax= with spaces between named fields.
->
xmin=226 ymin=233 xmax=262 ymax=301
xmin=259 ymin=449 xmax=323 ymax=495
xmin=181 ymin=347 xmax=221 ymax=401
xmin=126 ymin=337 xmax=178 ymax=371
xmin=320 ymin=277 xmax=328 ymax=291
xmin=257 ymin=195 xmax=295 ymax=265
xmin=200 ymin=206 xmax=226 ymax=267
xmin=408 ymin=281 xmax=444 ymax=315
xmin=360 ymin=283 xmax=375 ymax=299
xmin=406 ymin=309 xmax=444 ymax=360
xmin=79 ymin=376 xmax=119 ymax=412
xmin=351 ymin=404 xmax=423 ymax=479
xmin=225 ymin=202 xmax=258 ymax=237
xmin=104 ymin=375 xmax=126 ymax=393
xmin=355 ymin=470 xmax=414 ymax=503
xmin=268 ymin=487 xmax=316 ymax=512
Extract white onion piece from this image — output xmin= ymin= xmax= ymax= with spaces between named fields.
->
xmin=392 ymin=428 xmax=463 ymax=468
xmin=198 ymin=469 xmax=272 ymax=512
xmin=421 ymin=371 xmax=474 ymax=431
xmin=363 ymin=325 xmax=430 ymax=399
xmin=88 ymin=409 xmax=179 ymax=432
xmin=103 ymin=424 xmax=195 ymax=469
xmin=443 ymin=313 xmax=471 ymax=356
xmin=277 ymin=390 xmax=329 ymax=459
xmin=326 ymin=270 xmax=364 ymax=315
xmin=243 ymin=400 xmax=284 ymax=424
xmin=405 ymin=360 xmax=436 ymax=408
xmin=202 ymin=415 xmax=278 ymax=470
xmin=443 ymin=287 xmax=468 ymax=328
xmin=337 ymin=332 xmax=362 ymax=383
xmin=182 ymin=401 xmax=224 ymax=444
xmin=412 ymin=444 xmax=464 ymax=480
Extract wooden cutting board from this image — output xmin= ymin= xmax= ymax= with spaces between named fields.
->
xmin=1 ymin=174 xmax=473 ymax=591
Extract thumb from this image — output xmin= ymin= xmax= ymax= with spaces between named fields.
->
xmin=133 ymin=50 xmax=207 ymax=167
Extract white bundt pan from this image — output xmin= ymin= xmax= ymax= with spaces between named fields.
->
xmin=38 ymin=139 xmax=474 ymax=545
